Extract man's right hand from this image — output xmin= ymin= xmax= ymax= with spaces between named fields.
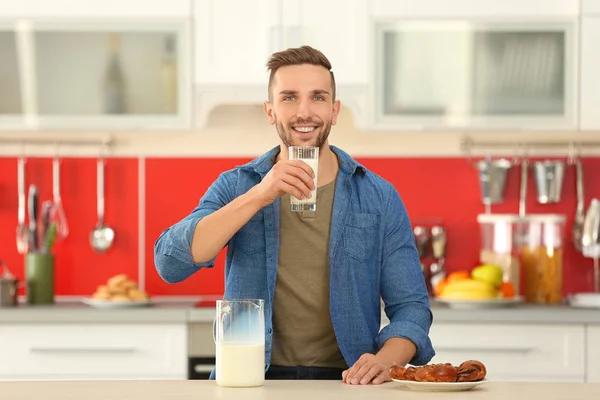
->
xmin=252 ymin=159 xmax=316 ymax=207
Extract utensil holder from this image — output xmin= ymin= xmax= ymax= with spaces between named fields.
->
xmin=25 ymin=253 xmax=55 ymax=305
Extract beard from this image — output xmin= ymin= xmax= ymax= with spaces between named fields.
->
xmin=274 ymin=114 xmax=332 ymax=149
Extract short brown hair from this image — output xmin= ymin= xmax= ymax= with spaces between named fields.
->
xmin=266 ymin=45 xmax=336 ymax=101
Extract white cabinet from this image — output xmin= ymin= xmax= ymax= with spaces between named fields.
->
xmin=193 ymin=0 xmax=279 ymax=86
xmin=280 ymin=0 xmax=368 ymax=87
xmin=372 ymin=18 xmax=578 ymax=131
xmin=429 ymin=323 xmax=586 ymax=382
xmin=0 ymin=323 xmax=187 ymax=381
xmin=587 ymin=325 xmax=600 ymax=383
xmin=580 ymin=18 xmax=600 ymax=130
xmin=583 ymin=0 xmax=600 ymax=15
xmin=192 ymin=0 xmax=369 ymax=128
xmin=0 ymin=0 xmax=191 ymax=19
xmin=371 ymin=0 xmax=580 ymax=18
xmin=0 ymin=19 xmax=192 ymax=131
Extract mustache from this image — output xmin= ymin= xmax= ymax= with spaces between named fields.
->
xmin=290 ymin=118 xmax=322 ymax=126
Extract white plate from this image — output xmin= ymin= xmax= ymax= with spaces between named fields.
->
xmin=435 ymin=297 xmax=523 ymax=310
xmin=82 ymin=298 xmax=152 ymax=309
xmin=392 ymin=378 xmax=488 ymax=392
xmin=568 ymin=293 xmax=600 ymax=308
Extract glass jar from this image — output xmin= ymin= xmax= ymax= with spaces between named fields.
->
xmin=477 ymin=214 xmax=523 ymax=295
xmin=516 ymin=214 xmax=566 ymax=304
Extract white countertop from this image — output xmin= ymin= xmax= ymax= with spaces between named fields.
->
xmin=1 ymin=300 xmax=600 ymax=325
xmin=1 ymin=380 xmax=599 ymax=399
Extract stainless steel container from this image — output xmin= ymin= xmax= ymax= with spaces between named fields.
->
xmin=532 ymin=160 xmax=566 ymax=204
xmin=0 ymin=262 xmax=18 ymax=307
xmin=476 ymin=158 xmax=512 ymax=205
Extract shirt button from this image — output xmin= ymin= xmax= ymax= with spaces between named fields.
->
xmin=268 ymin=328 xmax=273 ymax=334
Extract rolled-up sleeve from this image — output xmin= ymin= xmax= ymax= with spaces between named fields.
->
xmin=154 ymin=171 xmax=237 ymax=284
xmin=375 ymin=186 xmax=435 ymax=366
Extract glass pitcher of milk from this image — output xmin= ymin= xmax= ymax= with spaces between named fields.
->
xmin=214 ymin=299 xmax=265 ymax=387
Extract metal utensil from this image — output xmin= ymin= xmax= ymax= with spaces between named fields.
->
xmin=51 ymin=156 xmax=69 ymax=241
xmin=27 ymin=184 xmax=39 ymax=252
xmin=476 ymin=158 xmax=512 ymax=213
xmin=582 ymin=198 xmax=600 ymax=292
xmin=15 ymin=157 xmax=28 ymax=254
xmin=90 ymin=157 xmax=115 ymax=253
xmin=519 ymin=157 xmax=529 ymax=217
xmin=573 ymin=158 xmax=585 ymax=252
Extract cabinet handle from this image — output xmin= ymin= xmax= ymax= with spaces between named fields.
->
xmin=29 ymin=347 xmax=137 ymax=354
xmin=435 ymin=346 xmax=535 ymax=353
xmin=194 ymin=365 xmax=215 ymax=373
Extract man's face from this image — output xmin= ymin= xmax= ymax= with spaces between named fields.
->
xmin=264 ymin=64 xmax=340 ymax=149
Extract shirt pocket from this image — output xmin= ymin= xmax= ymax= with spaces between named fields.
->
xmin=235 ymin=220 xmax=266 ymax=255
xmin=343 ymin=212 xmax=380 ymax=262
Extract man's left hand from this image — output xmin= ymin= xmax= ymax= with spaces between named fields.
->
xmin=342 ymin=353 xmax=392 ymax=385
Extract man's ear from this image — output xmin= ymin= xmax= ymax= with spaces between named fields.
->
xmin=263 ymin=101 xmax=275 ymax=125
xmin=331 ymin=99 xmax=341 ymax=126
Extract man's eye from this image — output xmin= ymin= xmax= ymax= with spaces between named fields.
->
xmin=314 ymin=96 xmax=325 ymax=101
xmin=283 ymin=96 xmax=295 ymax=101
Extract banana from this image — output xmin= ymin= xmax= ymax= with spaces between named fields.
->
xmin=439 ymin=279 xmax=500 ymax=300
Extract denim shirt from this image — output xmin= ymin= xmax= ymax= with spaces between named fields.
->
xmin=154 ymin=145 xmax=435 ymax=373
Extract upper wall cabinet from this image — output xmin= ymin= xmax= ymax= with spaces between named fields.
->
xmin=580 ymin=17 xmax=600 ymax=130
xmin=193 ymin=0 xmax=369 ymax=128
xmin=369 ymin=0 xmax=580 ymax=131
xmin=371 ymin=0 xmax=580 ymax=18
xmin=0 ymin=0 xmax=191 ymax=19
xmin=583 ymin=0 xmax=600 ymax=15
xmin=0 ymin=0 xmax=192 ymax=131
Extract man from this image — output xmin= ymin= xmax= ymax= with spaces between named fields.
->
xmin=154 ymin=45 xmax=434 ymax=384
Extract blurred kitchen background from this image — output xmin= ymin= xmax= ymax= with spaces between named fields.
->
xmin=2 ymin=0 xmax=600 ymax=383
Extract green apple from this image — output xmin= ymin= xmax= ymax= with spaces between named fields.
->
xmin=471 ymin=264 xmax=504 ymax=288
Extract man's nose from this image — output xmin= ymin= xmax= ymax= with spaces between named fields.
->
xmin=296 ymin=99 xmax=312 ymax=120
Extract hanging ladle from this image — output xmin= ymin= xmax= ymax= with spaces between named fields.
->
xmin=90 ymin=156 xmax=114 ymax=253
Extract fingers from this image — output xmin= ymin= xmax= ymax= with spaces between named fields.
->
xmin=373 ymin=369 xmax=392 ymax=385
xmin=343 ymin=356 xmax=367 ymax=384
xmin=270 ymin=161 xmax=315 ymax=199
xmin=355 ymin=364 xmax=382 ymax=385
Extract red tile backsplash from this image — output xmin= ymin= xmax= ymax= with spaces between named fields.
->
xmin=1 ymin=154 xmax=599 ymax=298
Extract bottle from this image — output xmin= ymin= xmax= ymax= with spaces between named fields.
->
xmin=160 ymin=35 xmax=178 ymax=114
xmin=103 ymin=33 xmax=126 ymax=114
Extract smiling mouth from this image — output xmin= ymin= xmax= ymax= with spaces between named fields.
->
xmin=292 ymin=126 xmax=317 ymax=133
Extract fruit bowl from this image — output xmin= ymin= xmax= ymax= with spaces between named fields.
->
xmin=434 ymin=296 xmax=523 ymax=310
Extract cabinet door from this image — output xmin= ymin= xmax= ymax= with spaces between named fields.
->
xmin=374 ymin=20 xmax=578 ymax=131
xmin=580 ymin=18 xmax=600 ymax=130
xmin=0 ymin=323 xmax=187 ymax=380
xmin=280 ymin=0 xmax=368 ymax=86
xmin=194 ymin=0 xmax=280 ymax=86
xmin=583 ymin=0 xmax=600 ymax=15
xmin=0 ymin=20 xmax=191 ymax=131
xmin=429 ymin=323 xmax=585 ymax=382
xmin=371 ymin=0 xmax=579 ymax=18
xmin=587 ymin=326 xmax=600 ymax=382
xmin=0 ymin=0 xmax=191 ymax=19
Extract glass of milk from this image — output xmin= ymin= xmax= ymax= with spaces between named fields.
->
xmin=288 ymin=146 xmax=319 ymax=212
xmin=214 ymin=299 xmax=265 ymax=387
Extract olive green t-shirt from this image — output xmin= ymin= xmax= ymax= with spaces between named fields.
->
xmin=270 ymin=179 xmax=347 ymax=369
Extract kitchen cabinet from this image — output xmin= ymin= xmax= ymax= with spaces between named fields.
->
xmin=372 ymin=18 xmax=578 ymax=131
xmin=193 ymin=0 xmax=368 ymax=128
xmin=586 ymin=325 xmax=600 ymax=383
xmin=583 ymin=0 xmax=600 ymax=15
xmin=580 ymin=18 xmax=600 ymax=130
xmin=428 ymin=322 xmax=586 ymax=382
xmin=0 ymin=323 xmax=187 ymax=381
xmin=0 ymin=0 xmax=191 ymax=19
xmin=371 ymin=0 xmax=580 ymax=18
xmin=0 ymin=2 xmax=192 ymax=131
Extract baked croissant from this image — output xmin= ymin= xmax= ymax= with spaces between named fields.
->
xmin=389 ymin=360 xmax=486 ymax=383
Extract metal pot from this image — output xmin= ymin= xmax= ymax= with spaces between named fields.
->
xmin=0 ymin=261 xmax=18 ymax=307
xmin=0 ymin=277 xmax=18 ymax=307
